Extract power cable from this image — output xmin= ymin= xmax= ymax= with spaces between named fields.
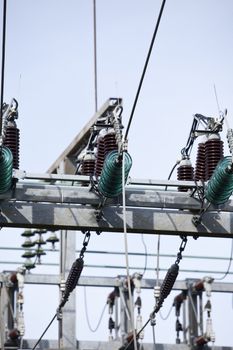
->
xmin=93 ymin=0 xmax=98 ymax=112
xmin=124 ymin=0 xmax=167 ymax=140
xmin=125 ymin=238 xmax=187 ymax=350
xmin=32 ymin=313 xmax=57 ymax=350
xmin=156 ymin=235 xmax=161 ymax=286
xmin=140 ymin=233 xmax=148 ymax=276
xmin=159 ymin=303 xmax=173 ymax=320
xmin=124 ymin=318 xmax=150 ymax=350
xmin=83 ymin=286 xmax=107 ymax=332
xmin=215 ymin=239 xmax=233 ymax=281
xmin=122 ymin=151 xmax=137 ymax=350
xmin=0 ymin=0 xmax=7 ymax=137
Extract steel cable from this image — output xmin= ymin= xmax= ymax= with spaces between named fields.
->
xmin=124 ymin=0 xmax=167 ymax=140
xmin=0 ymin=0 xmax=7 ymax=137
xmin=215 ymin=239 xmax=233 ymax=281
xmin=83 ymin=286 xmax=107 ymax=332
xmin=122 ymin=150 xmax=137 ymax=350
xmin=32 ymin=313 xmax=57 ymax=350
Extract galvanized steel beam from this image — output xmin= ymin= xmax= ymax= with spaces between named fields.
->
xmin=0 ymin=200 xmax=233 ymax=238
xmin=7 ymin=274 xmax=233 ymax=293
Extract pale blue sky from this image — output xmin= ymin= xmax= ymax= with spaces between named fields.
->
xmin=1 ymin=0 xmax=233 ymax=346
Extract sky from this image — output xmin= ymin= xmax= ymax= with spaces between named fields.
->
xmin=1 ymin=0 xmax=233 ymax=347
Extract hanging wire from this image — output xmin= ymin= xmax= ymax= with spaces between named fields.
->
xmin=124 ymin=0 xmax=167 ymax=140
xmin=83 ymin=286 xmax=107 ymax=332
xmin=140 ymin=233 xmax=148 ymax=276
xmin=0 ymin=0 xmax=7 ymax=137
xmin=122 ymin=150 xmax=137 ymax=350
xmin=93 ymin=0 xmax=98 ymax=112
xmin=156 ymin=235 xmax=161 ymax=286
xmin=159 ymin=303 xmax=173 ymax=320
xmin=215 ymin=239 xmax=233 ymax=281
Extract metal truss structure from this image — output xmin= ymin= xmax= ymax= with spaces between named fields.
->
xmin=0 ymin=99 xmax=233 ymax=350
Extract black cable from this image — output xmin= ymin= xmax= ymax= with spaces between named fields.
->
xmin=32 ymin=313 xmax=57 ymax=350
xmin=124 ymin=318 xmax=150 ymax=350
xmin=0 ymin=0 xmax=7 ymax=137
xmin=215 ymin=239 xmax=233 ymax=281
xmin=124 ymin=0 xmax=167 ymax=140
xmin=164 ymin=161 xmax=179 ymax=191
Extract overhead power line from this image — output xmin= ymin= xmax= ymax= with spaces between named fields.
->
xmin=0 ymin=0 xmax=7 ymax=137
xmin=93 ymin=0 xmax=98 ymax=112
xmin=124 ymin=0 xmax=167 ymax=140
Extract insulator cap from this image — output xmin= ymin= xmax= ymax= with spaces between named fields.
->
xmin=35 ymin=247 xmax=46 ymax=256
xmin=194 ymin=137 xmax=207 ymax=181
xmin=46 ymin=232 xmax=59 ymax=244
xmin=195 ymin=336 xmax=208 ymax=346
xmin=22 ymin=250 xmax=36 ymax=258
xmin=193 ymin=279 xmax=204 ymax=292
xmin=154 ymin=285 xmax=160 ymax=299
xmin=3 ymin=126 xmax=20 ymax=169
xmin=205 ymin=133 xmax=224 ymax=180
xmin=95 ymin=136 xmax=105 ymax=177
xmin=177 ymin=158 xmax=194 ymax=192
xmin=23 ymin=258 xmax=35 ymax=270
xmin=81 ymin=153 xmax=96 ymax=176
xmin=21 ymin=238 xmax=35 ymax=248
xmin=21 ymin=229 xmax=34 ymax=237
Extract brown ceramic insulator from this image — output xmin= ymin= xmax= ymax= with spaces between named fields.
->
xmin=81 ymin=159 xmax=95 ymax=176
xmin=104 ymin=132 xmax=117 ymax=157
xmin=193 ymin=279 xmax=204 ymax=292
xmin=174 ymin=292 xmax=186 ymax=304
xmin=177 ymin=163 xmax=194 ymax=192
xmin=3 ymin=126 xmax=20 ymax=169
xmin=194 ymin=142 xmax=206 ymax=181
xmin=195 ymin=336 xmax=208 ymax=346
xmin=205 ymin=137 xmax=224 ymax=180
xmin=95 ymin=137 xmax=105 ymax=177
xmin=8 ymin=328 xmax=20 ymax=340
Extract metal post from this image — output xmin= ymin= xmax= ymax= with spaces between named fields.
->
xmin=0 ymin=285 xmax=5 ymax=350
xmin=59 ymin=230 xmax=76 ymax=348
xmin=187 ymin=290 xmax=199 ymax=346
xmin=182 ymin=297 xmax=187 ymax=344
xmin=199 ymin=292 xmax=203 ymax=335
xmin=114 ymin=294 xmax=119 ymax=340
xmin=119 ymin=278 xmax=134 ymax=344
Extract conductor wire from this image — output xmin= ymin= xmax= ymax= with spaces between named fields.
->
xmin=0 ymin=0 xmax=7 ymax=137
xmin=83 ymin=286 xmax=107 ymax=332
xmin=124 ymin=0 xmax=167 ymax=140
xmin=122 ymin=151 xmax=137 ymax=350
xmin=32 ymin=313 xmax=57 ymax=350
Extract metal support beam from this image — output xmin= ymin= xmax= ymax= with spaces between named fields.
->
xmin=47 ymin=98 xmax=122 ymax=174
xmin=0 ymin=201 xmax=233 ymax=238
xmin=1 ymin=274 xmax=232 ymax=293
xmin=20 ymin=339 xmax=233 ymax=350
xmin=58 ymin=231 xmax=77 ymax=348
